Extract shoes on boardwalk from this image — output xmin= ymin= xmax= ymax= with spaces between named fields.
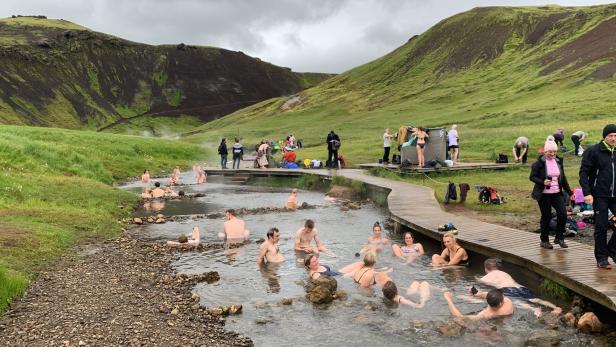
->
xmin=540 ymin=241 xmax=553 ymax=249
xmin=555 ymin=239 xmax=568 ymax=248
xmin=597 ymin=260 xmax=613 ymax=270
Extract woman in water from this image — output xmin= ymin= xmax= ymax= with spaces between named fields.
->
xmin=304 ymin=254 xmax=340 ymax=279
xmin=340 ymin=252 xmax=391 ymax=288
xmin=431 ymin=232 xmax=469 ymax=266
xmin=141 ymin=169 xmax=151 ymax=189
xmin=166 ymin=227 xmax=200 ymax=246
xmin=391 ymin=232 xmax=424 ymax=262
xmin=360 ymin=222 xmax=389 ymax=253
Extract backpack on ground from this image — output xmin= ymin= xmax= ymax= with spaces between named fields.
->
xmin=496 ymin=154 xmax=508 ymax=164
xmin=443 ymin=182 xmax=458 ymax=204
xmin=479 ymin=186 xmax=504 ymax=204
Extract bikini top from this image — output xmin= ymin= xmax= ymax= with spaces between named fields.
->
xmin=401 ymin=244 xmax=420 ymax=254
xmin=354 ymin=267 xmax=376 ymax=285
xmin=443 ymin=246 xmax=469 ymax=265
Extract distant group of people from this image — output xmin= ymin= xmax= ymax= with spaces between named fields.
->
xmin=384 ymin=124 xmax=458 ymax=167
xmin=139 ymin=163 xmax=207 ymax=198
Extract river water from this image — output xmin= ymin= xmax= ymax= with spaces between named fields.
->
xmin=122 ymin=174 xmax=611 ymax=346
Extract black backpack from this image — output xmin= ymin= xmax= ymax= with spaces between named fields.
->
xmin=496 ymin=154 xmax=508 ymax=163
xmin=444 ymin=182 xmax=457 ymax=204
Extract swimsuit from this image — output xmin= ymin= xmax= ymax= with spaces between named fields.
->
xmin=443 ymin=247 xmax=469 ymax=265
xmin=400 ymin=244 xmax=420 ymax=254
xmin=354 ymin=268 xmax=376 ymax=285
xmin=311 ymin=265 xmax=341 ymax=278
xmin=418 ymin=143 xmax=426 ymax=149
xmin=501 ymin=286 xmax=535 ymax=299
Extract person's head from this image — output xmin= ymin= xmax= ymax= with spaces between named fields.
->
xmin=372 ymin=222 xmax=382 ymax=237
xmin=403 ymin=232 xmax=414 ymax=246
xmin=144 ymin=169 xmax=148 ymax=174
xmin=165 ymin=187 xmax=172 ymax=192
xmin=452 ymin=125 xmax=457 ymax=130
xmin=304 ymin=219 xmax=314 ymax=231
xmin=363 ymin=251 xmax=377 ymax=267
xmin=304 ymin=254 xmax=319 ymax=269
xmin=603 ymin=124 xmax=616 ymax=147
xmin=178 ymin=234 xmax=188 ymax=243
xmin=443 ymin=232 xmax=457 ymax=249
xmin=178 ymin=190 xmax=185 ymax=196
xmin=154 ymin=182 xmax=161 ymax=188
xmin=226 ymin=209 xmax=235 ymax=220
xmin=221 ymin=138 xmax=226 ymax=144
xmin=266 ymin=227 xmax=280 ymax=242
xmin=544 ymin=140 xmax=558 ymax=159
xmin=486 ymin=289 xmax=505 ymax=309
xmin=235 ymin=137 xmax=240 ymax=143
xmin=385 ymin=128 xmax=389 ymax=133
xmin=382 ymin=280 xmax=398 ymax=301
xmin=291 ymin=188 xmax=298 ymax=195
xmin=484 ymin=258 xmax=502 ymax=273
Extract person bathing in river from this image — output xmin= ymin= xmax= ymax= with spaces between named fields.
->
xmin=285 ymin=189 xmax=300 ymax=209
xmin=140 ymin=189 xmax=152 ymax=199
xmin=360 ymin=222 xmax=389 ymax=254
xmin=431 ymin=232 xmax=469 ymax=266
xmin=391 ymin=232 xmax=424 ymax=262
xmin=257 ymin=228 xmax=285 ymax=264
xmin=294 ymin=219 xmax=327 ymax=254
xmin=151 ymin=182 xmax=165 ymax=198
xmin=304 ymin=254 xmax=340 ymax=279
xmin=196 ymin=165 xmax=206 ymax=184
xmin=164 ymin=186 xmax=178 ymax=197
xmin=141 ymin=169 xmax=151 ymax=189
xmin=444 ymin=289 xmax=513 ymax=320
xmin=167 ymin=227 xmax=201 ymax=247
xmin=339 ymin=251 xmax=392 ymax=288
xmin=219 ymin=209 xmax=249 ymax=241
xmin=382 ymin=280 xmax=431 ymax=308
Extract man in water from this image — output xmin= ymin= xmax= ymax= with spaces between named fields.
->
xmin=285 ymin=189 xmax=300 ymax=209
xmin=294 ymin=219 xmax=327 ymax=254
xmin=257 ymin=228 xmax=285 ymax=264
xmin=474 ymin=258 xmax=561 ymax=314
xmin=151 ymin=182 xmax=165 ymax=198
xmin=220 ymin=209 xmax=249 ymax=241
xmin=444 ymin=289 xmax=513 ymax=320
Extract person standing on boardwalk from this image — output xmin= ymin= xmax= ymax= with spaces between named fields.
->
xmin=512 ymin=136 xmax=529 ymax=163
xmin=530 ymin=140 xmax=572 ymax=250
xmin=326 ymin=130 xmax=341 ymax=169
xmin=571 ymin=130 xmax=587 ymax=156
xmin=232 ymin=137 xmax=244 ymax=170
xmin=413 ymin=127 xmax=429 ymax=168
xmin=218 ymin=138 xmax=228 ymax=169
xmin=448 ymin=125 xmax=459 ymax=166
xmin=382 ymin=128 xmax=394 ymax=164
xmin=579 ymin=124 xmax=616 ymax=269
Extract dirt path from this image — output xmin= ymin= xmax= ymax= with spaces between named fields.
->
xmin=0 ymin=234 xmax=252 ymax=347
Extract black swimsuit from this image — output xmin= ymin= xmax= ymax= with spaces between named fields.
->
xmin=443 ymin=247 xmax=469 ymax=265
xmin=354 ymin=268 xmax=376 ymax=285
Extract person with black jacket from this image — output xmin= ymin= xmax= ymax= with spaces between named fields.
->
xmin=530 ymin=140 xmax=572 ymax=250
xmin=326 ymin=130 xmax=341 ymax=169
xmin=579 ymin=124 xmax=616 ymax=269
xmin=218 ymin=138 xmax=228 ymax=169
xmin=231 ymin=138 xmax=244 ymax=170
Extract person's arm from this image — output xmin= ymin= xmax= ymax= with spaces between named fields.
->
xmin=520 ymin=146 xmax=527 ymax=158
xmin=529 ymin=161 xmax=545 ymax=186
xmin=313 ymin=232 xmax=327 ymax=252
xmin=512 ymin=146 xmax=519 ymax=161
xmin=398 ymin=296 xmax=421 ymax=308
xmin=447 ymin=248 xmax=467 ymax=266
xmin=339 ymin=261 xmax=362 ymax=276
xmin=578 ymin=149 xmax=594 ymax=204
xmin=443 ymin=291 xmax=465 ymax=318
xmin=416 ymin=243 xmax=425 ymax=256
xmin=294 ymin=231 xmax=305 ymax=252
xmin=256 ymin=244 xmax=267 ymax=265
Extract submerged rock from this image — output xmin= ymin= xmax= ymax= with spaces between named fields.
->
xmin=561 ymin=312 xmax=576 ymax=327
xmin=306 ymin=285 xmax=333 ymax=304
xmin=133 ymin=217 xmax=143 ymax=225
xmin=538 ymin=312 xmax=561 ymax=330
xmin=437 ymin=320 xmax=464 ymax=337
xmin=280 ymin=298 xmax=293 ymax=305
xmin=525 ymin=330 xmax=561 ymax=346
xmin=577 ymin=312 xmax=602 ymax=333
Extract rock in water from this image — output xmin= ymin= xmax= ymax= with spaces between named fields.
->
xmin=561 ymin=312 xmax=576 ymax=327
xmin=133 ymin=217 xmax=143 ymax=224
xmin=155 ymin=218 xmax=165 ymax=224
xmin=525 ymin=330 xmax=561 ymax=346
xmin=311 ymin=276 xmax=337 ymax=292
xmin=577 ymin=312 xmax=602 ymax=333
xmin=280 ymin=298 xmax=293 ymax=305
xmin=305 ymin=285 xmax=333 ymax=304
xmin=228 ymin=304 xmax=242 ymax=315
xmin=437 ymin=321 xmax=463 ymax=337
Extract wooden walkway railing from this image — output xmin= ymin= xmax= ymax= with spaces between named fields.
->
xmin=204 ymin=167 xmax=616 ymax=312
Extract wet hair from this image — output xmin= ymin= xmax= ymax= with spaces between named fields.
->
xmin=266 ymin=227 xmax=279 ymax=239
xmin=178 ymin=191 xmax=185 ymax=196
xmin=144 ymin=169 xmax=148 ymax=174
xmin=235 ymin=137 xmax=239 ymax=143
xmin=382 ymin=281 xmax=398 ymax=301
xmin=486 ymin=289 xmax=504 ymax=308
xmin=484 ymin=258 xmax=502 ymax=271
xmin=373 ymin=221 xmax=381 ymax=230
xmin=226 ymin=209 xmax=235 ymax=216
xmin=304 ymin=254 xmax=317 ymax=268
xmin=363 ymin=251 xmax=377 ymax=267
xmin=154 ymin=182 xmax=161 ymax=188
xmin=305 ymin=219 xmax=314 ymax=229
xmin=443 ymin=232 xmax=457 ymax=244
xmin=178 ymin=234 xmax=188 ymax=243
xmin=403 ymin=232 xmax=414 ymax=239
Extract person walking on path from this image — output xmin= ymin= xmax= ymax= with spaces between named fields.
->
xmin=231 ymin=138 xmax=244 ymax=170
xmin=530 ymin=140 xmax=572 ymax=250
xmin=512 ymin=136 xmax=529 ymax=163
xmin=448 ymin=125 xmax=459 ymax=165
xmin=382 ymin=128 xmax=394 ymax=164
xmin=218 ymin=138 xmax=228 ymax=169
xmin=571 ymin=130 xmax=587 ymax=156
xmin=579 ymin=124 xmax=616 ymax=269
xmin=326 ymin=130 xmax=341 ymax=169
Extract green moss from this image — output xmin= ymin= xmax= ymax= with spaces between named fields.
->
xmin=540 ymin=278 xmax=572 ymax=301
xmin=153 ymin=54 xmax=168 ymax=87
xmin=86 ymin=64 xmax=101 ymax=96
xmin=0 ymin=17 xmax=88 ymax=31
xmin=164 ymin=88 xmax=182 ymax=107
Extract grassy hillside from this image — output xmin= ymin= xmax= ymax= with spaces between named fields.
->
xmin=0 ymin=125 xmax=206 ymax=311
xmin=185 ymin=5 xmax=616 ymax=165
xmin=0 ymin=16 xmax=333 ymax=133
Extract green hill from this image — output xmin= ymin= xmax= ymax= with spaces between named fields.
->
xmin=0 ymin=16 xmax=333 ymax=134
xmin=185 ymin=5 xmax=616 ymax=165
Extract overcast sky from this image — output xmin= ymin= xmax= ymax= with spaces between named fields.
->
xmin=1 ymin=0 xmax=612 ymax=73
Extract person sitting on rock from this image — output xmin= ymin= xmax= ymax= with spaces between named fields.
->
xmin=164 ymin=186 xmax=178 ymax=197
xmin=294 ymin=219 xmax=327 ymax=254
xmin=304 ymin=254 xmax=341 ymax=279
xmin=151 ymin=182 xmax=165 ymax=198
xmin=219 ymin=209 xmax=249 ymax=241
xmin=285 ymin=189 xmax=301 ymax=209
xmin=166 ymin=227 xmax=201 ymax=247
xmin=473 ymin=258 xmax=561 ymax=315
xmin=257 ymin=228 xmax=285 ymax=264
xmin=391 ymin=232 xmax=424 ymax=262
xmin=444 ymin=288 xmax=513 ymax=320
xmin=382 ymin=280 xmax=431 ymax=308
xmin=360 ymin=222 xmax=389 ymax=254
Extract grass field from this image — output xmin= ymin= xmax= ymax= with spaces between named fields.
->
xmin=0 ymin=125 xmax=206 ymax=311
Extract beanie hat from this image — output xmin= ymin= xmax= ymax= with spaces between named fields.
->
xmin=603 ymin=124 xmax=616 ymax=138
xmin=544 ymin=140 xmax=558 ymax=152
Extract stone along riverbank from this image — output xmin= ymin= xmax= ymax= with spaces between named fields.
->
xmin=0 ymin=233 xmax=252 ymax=347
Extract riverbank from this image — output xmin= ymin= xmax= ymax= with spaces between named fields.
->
xmin=0 ymin=232 xmax=252 ymax=346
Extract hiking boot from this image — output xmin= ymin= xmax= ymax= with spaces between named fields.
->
xmin=540 ymin=241 xmax=553 ymax=250
xmin=555 ymin=239 xmax=568 ymax=248
xmin=597 ymin=260 xmax=613 ymax=270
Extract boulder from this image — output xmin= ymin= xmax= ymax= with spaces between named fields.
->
xmin=311 ymin=275 xmax=337 ymax=292
xmin=156 ymin=214 xmax=165 ymax=219
xmin=577 ymin=312 xmax=602 ymax=333
xmin=280 ymin=298 xmax=293 ymax=305
xmin=346 ymin=202 xmax=361 ymax=210
xmin=208 ymin=307 xmax=224 ymax=316
xmin=133 ymin=217 xmax=143 ymax=225
xmin=35 ymin=38 xmax=51 ymax=48
xmin=155 ymin=218 xmax=165 ymax=224
xmin=525 ymin=330 xmax=561 ymax=346
xmin=561 ymin=312 xmax=576 ymax=327
xmin=147 ymin=217 xmax=155 ymax=223
xmin=305 ymin=285 xmax=333 ymax=304
xmin=437 ymin=321 xmax=464 ymax=337
xmin=228 ymin=304 xmax=242 ymax=315
xmin=538 ymin=312 xmax=561 ymax=330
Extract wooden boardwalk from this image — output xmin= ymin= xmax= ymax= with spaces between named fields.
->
xmin=359 ymin=161 xmax=512 ymax=172
xmin=204 ymin=167 xmax=616 ymax=312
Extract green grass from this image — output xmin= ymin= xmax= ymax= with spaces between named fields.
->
xmin=0 ymin=125 xmax=207 ymax=312
xmin=0 ymin=17 xmax=88 ymax=31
